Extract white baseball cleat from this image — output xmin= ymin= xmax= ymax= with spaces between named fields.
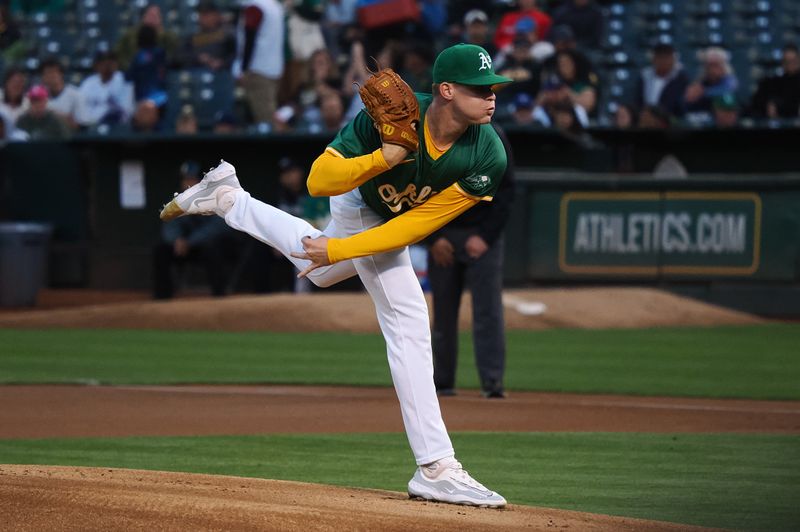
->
xmin=159 ymin=160 xmax=241 ymax=221
xmin=407 ymin=457 xmax=507 ymax=508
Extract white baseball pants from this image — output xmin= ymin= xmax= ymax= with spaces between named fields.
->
xmin=224 ymin=188 xmax=455 ymax=465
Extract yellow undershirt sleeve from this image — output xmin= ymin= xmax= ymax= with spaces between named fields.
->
xmin=326 ymin=183 xmax=479 ymax=263
xmin=306 ymin=148 xmax=390 ymax=197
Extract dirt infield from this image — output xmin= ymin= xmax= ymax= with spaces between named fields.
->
xmin=1 ymin=385 xmax=798 ymax=439
xmin=0 ymin=287 xmax=761 ymax=332
xmin=1 ymin=384 xmax=794 ymax=530
xmin=1 ymin=465 xmax=723 ymax=532
xmin=0 ymin=288 xmax=774 ymax=530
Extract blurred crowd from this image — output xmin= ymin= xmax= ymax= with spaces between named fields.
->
xmin=0 ymin=0 xmax=798 ymax=142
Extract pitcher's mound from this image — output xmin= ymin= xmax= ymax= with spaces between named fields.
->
xmin=0 ymin=288 xmax=760 ymax=332
xmin=1 ymin=465 xmax=715 ymax=531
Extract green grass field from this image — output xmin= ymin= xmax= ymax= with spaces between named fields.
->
xmin=1 ymin=432 xmax=798 ymax=531
xmin=1 ymin=324 xmax=799 ymax=530
xmin=1 ymin=324 xmax=798 ymax=399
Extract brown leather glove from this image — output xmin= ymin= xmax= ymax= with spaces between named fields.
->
xmin=358 ymin=68 xmax=420 ymax=152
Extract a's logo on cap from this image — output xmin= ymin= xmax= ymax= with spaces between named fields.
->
xmin=478 ymin=52 xmax=492 ymax=71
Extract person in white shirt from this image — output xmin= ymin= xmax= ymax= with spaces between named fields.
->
xmin=40 ymin=57 xmax=82 ymax=130
xmin=635 ymin=43 xmax=689 ymax=120
xmin=75 ymin=50 xmax=135 ymax=127
xmin=233 ymin=0 xmax=285 ymax=124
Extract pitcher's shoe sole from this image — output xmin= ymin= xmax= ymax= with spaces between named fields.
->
xmin=159 ymin=160 xmax=239 ymax=221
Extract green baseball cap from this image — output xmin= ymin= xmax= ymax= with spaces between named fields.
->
xmin=432 ymin=43 xmax=513 ymax=86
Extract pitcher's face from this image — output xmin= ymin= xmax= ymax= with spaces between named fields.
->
xmin=452 ymin=83 xmax=496 ymax=124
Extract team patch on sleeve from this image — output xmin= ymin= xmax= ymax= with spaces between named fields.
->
xmin=456 ymin=126 xmax=506 ymax=199
xmin=457 ymin=173 xmax=495 ymax=199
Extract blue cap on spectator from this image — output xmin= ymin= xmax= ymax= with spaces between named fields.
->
xmin=514 ymin=92 xmax=534 ymax=109
xmin=515 ymin=16 xmax=536 ymax=34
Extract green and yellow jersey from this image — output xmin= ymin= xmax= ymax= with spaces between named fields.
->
xmin=327 ymin=93 xmax=506 ymax=219
xmin=306 ymin=93 xmax=507 ymax=264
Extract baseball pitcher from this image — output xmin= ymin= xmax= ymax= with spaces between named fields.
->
xmin=160 ymin=44 xmax=512 ymax=507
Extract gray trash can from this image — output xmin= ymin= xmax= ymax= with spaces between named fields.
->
xmin=0 ymin=222 xmax=53 ymax=307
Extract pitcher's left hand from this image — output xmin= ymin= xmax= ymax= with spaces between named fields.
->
xmin=290 ymin=236 xmax=331 ymax=278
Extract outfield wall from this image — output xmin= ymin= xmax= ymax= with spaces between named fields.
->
xmin=503 ymin=173 xmax=800 ymax=316
xmin=1 ymin=131 xmax=798 ymax=314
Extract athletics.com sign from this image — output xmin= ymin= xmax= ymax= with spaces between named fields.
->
xmin=558 ymin=192 xmax=761 ymax=275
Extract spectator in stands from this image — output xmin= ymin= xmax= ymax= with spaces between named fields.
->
xmin=509 ymin=91 xmax=535 ymax=125
xmin=495 ymin=36 xmax=543 ymax=105
xmin=322 ymin=0 xmax=358 ymax=60
xmin=419 ymin=0 xmax=448 ymax=43
xmin=552 ymin=49 xmax=597 ymax=115
xmin=534 ymin=99 xmax=585 ymax=134
xmin=0 ymin=66 xmax=28 ymax=124
xmin=684 ymin=47 xmax=737 ymax=115
xmin=16 ymin=84 xmax=70 ymax=140
xmin=542 ymin=25 xmax=597 ymax=90
xmin=318 ymin=92 xmax=346 ymax=131
xmin=40 ymin=57 xmax=81 ymax=129
xmin=181 ymin=0 xmax=236 ymax=71
xmin=749 ymin=43 xmax=800 ymax=120
xmin=284 ymin=0 xmax=326 ymax=105
xmin=275 ymin=89 xmax=346 ymax=133
xmin=175 ymin=104 xmax=198 ymax=134
xmin=494 ymin=0 xmax=551 ymax=51
xmin=638 ymin=104 xmax=671 ymax=129
xmin=297 ymin=48 xmax=341 ymax=108
xmin=127 ymin=26 xmax=168 ymax=106
xmin=295 ymin=91 xmax=346 ymax=132
xmin=153 ymin=161 xmax=233 ymax=299
xmin=115 ymin=3 xmax=180 ymax=70
xmin=551 ymin=0 xmax=603 ymax=50
xmin=446 ymin=0 xmax=497 ymax=32
xmin=635 ymin=43 xmax=689 ymax=120
xmin=340 ymin=39 xmax=370 ymax=121
xmin=496 ymin=16 xmax=554 ymax=68
xmin=126 ymin=25 xmax=168 ymax=132
xmin=276 ymin=48 xmax=341 ymax=132
xmin=713 ymin=93 xmax=739 ymax=129
xmin=213 ymin=111 xmax=241 ymax=134
xmin=613 ymin=102 xmax=637 ymax=129
xmin=532 ymin=71 xmax=589 ymax=132
xmin=234 ymin=0 xmax=285 ymax=125
xmin=399 ymin=43 xmax=435 ymax=93
xmin=76 ymin=51 xmax=134 ymax=127
xmin=132 ymin=99 xmax=160 ymax=132
xmin=456 ymin=9 xmax=497 ymax=59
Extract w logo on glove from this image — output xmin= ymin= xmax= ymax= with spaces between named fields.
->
xmin=359 ymin=68 xmax=420 ymax=152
